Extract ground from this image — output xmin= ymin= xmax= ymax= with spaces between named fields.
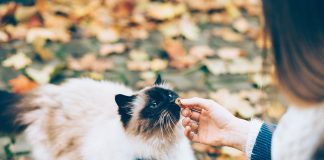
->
xmin=0 ymin=0 xmax=286 ymax=159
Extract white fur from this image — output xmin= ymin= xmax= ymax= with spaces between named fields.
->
xmin=22 ymin=78 xmax=195 ymax=160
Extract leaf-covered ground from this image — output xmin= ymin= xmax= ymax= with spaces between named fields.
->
xmin=0 ymin=0 xmax=286 ymax=159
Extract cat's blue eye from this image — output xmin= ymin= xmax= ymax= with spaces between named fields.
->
xmin=168 ymin=93 xmax=172 ymax=98
xmin=150 ymin=101 xmax=158 ymax=109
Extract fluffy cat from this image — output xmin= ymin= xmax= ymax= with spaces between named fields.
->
xmin=0 ymin=76 xmax=195 ymax=160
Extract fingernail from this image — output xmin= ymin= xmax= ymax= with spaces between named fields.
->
xmin=190 ymin=132 xmax=195 ymax=138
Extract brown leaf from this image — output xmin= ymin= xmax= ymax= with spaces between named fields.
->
xmin=99 ymin=43 xmax=127 ymax=56
xmin=9 ymin=75 xmax=38 ymax=93
xmin=233 ymin=18 xmax=250 ymax=33
xmin=162 ymin=39 xmax=186 ymax=60
xmin=32 ymin=37 xmax=54 ymax=61
xmin=212 ymin=28 xmax=244 ymax=42
xmin=217 ymin=47 xmax=245 ymax=60
xmin=113 ymin=0 xmax=135 ymax=19
xmin=68 ymin=54 xmax=114 ymax=72
xmin=189 ymin=45 xmax=214 ymax=60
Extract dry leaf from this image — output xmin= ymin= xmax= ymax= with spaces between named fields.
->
xmin=210 ymin=13 xmax=232 ymax=24
xmin=225 ymin=2 xmax=241 ymax=19
xmin=68 ymin=54 xmax=114 ymax=72
xmin=239 ymin=90 xmax=266 ymax=104
xmin=9 ymin=75 xmax=38 ymax=93
xmin=96 ymin=27 xmax=120 ymax=43
xmin=203 ymin=59 xmax=227 ymax=75
xmin=179 ymin=15 xmax=200 ymax=40
xmin=162 ymin=39 xmax=196 ymax=69
xmin=266 ymin=101 xmax=286 ymax=119
xmin=32 ymin=37 xmax=53 ymax=61
xmin=5 ymin=24 xmax=28 ymax=40
xmin=99 ymin=43 xmax=127 ymax=56
xmin=217 ymin=47 xmax=245 ymax=60
xmin=233 ymin=18 xmax=250 ymax=33
xmin=212 ymin=28 xmax=244 ymax=42
xmin=129 ymin=50 xmax=150 ymax=61
xmin=237 ymin=100 xmax=255 ymax=119
xmin=0 ymin=30 xmax=9 ymax=42
xmin=26 ymin=28 xmax=55 ymax=43
xmin=150 ymin=59 xmax=168 ymax=71
xmin=221 ymin=146 xmax=243 ymax=157
xmin=25 ymin=62 xmax=61 ymax=84
xmin=162 ymin=39 xmax=186 ymax=60
xmin=185 ymin=0 xmax=227 ymax=11
xmin=2 ymin=52 xmax=32 ymax=70
xmin=146 ymin=2 xmax=186 ymax=20
xmin=159 ymin=21 xmax=181 ymax=38
xmin=192 ymin=143 xmax=220 ymax=154
xmin=189 ymin=45 xmax=214 ymax=60
xmin=14 ymin=6 xmax=37 ymax=22
xmin=251 ymin=73 xmax=272 ymax=87
xmin=127 ymin=61 xmax=151 ymax=71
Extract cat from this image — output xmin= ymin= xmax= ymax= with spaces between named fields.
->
xmin=0 ymin=75 xmax=196 ymax=160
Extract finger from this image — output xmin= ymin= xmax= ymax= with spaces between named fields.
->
xmin=184 ymin=126 xmax=195 ymax=140
xmin=181 ymin=108 xmax=191 ymax=117
xmin=178 ymin=97 xmax=212 ymax=111
xmin=190 ymin=111 xmax=200 ymax=122
xmin=191 ymin=122 xmax=199 ymax=133
xmin=182 ymin=117 xmax=191 ymax=127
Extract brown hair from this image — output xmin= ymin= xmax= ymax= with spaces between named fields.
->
xmin=262 ymin=0 xmax=324 ymax=105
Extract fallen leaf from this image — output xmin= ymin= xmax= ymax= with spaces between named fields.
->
xmin=251 ymin=73 xmax=272 ymax=87
xmin=14 ymin=6 xmax=37 ymax=22
xmin=159 ymin=21 xmax=181 ymax=38
xmin=9 ymin=75 xmax=38 ymax=94
xmin=203 ymin=59 xmax=227 ymax=75
xmin=146 ymin=2 xmax=186 ymax=20
xmin=179 ymin=15 xmax=200 ymax=40
xmin=26 ymin=61 xmax=62 ymax=84
xmin=129 ymin=50 xmax=150 ymax=61
xmin=96 ymin=27 xmax=120 ymax=43
xmin=26 ymin=28 xmax=55 ymax=43
xmin=185 ymin=0 xmax=226 ymax=11
xmin=68 ymin=54 xmax=114 ymax=72
xmin=189 ymin=45 xmax=214 ymax=60
xmin=0 ymin=30 xmax=9 ymax=42
xmin=233 ymin=18 xmax=250 ymax=33
xmin=162 ymin=39 xmax=186 ymax=60
xmin=217 ymin=47 xmax=245 ymax=60
xmin=150 ymin=59 xmax=168 ymax=71
xmin=32 ymin=37 xmax=53 ymax=61
xmin=225 ymin=2 xmax=241 ymax=19
xmin=237 ymin=100 xmax=255 ymax=119
xmin=2 ymin=52 xmax=32 ymax=70
xmin=221 ymin=146 xmax=243 ymax=157
xmin=210 ymin=13 xmax=232 ymax=24
xmin=99 ymin=43 xmax=127 ymax=56
xmin=127 ymin=61 xmax=151 ymax=71
xmin=212 ymin=28 xmax=244 ymax=42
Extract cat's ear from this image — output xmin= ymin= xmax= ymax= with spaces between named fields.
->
xmin=115 ymin=94 xmax=136 ymax=128
xmin=154 ymin=74 xmax=162 ymax=85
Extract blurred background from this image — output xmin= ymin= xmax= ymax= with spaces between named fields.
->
xmin=0 ymin=0 xmax=286 ymax=159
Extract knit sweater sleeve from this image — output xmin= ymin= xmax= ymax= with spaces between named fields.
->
xmin=245 ymin=120 xmax=276 ymax=160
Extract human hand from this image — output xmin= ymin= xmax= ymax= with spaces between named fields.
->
xmin=178 ymin=97 xmax=250 ymax=151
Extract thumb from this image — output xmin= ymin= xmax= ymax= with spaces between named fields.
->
xmin=177 ymin=97 xmax=212 ymax=111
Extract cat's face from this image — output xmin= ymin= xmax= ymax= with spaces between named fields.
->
xmin=115 ymin=75 xmax=181 ymax=140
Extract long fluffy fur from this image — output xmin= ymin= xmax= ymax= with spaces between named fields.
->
xmin=0 ymin=78 xmax=195 ymax=160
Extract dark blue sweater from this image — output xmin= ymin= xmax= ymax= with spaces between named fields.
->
xmin=251 ymin=123 xmax=276 ymax=160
